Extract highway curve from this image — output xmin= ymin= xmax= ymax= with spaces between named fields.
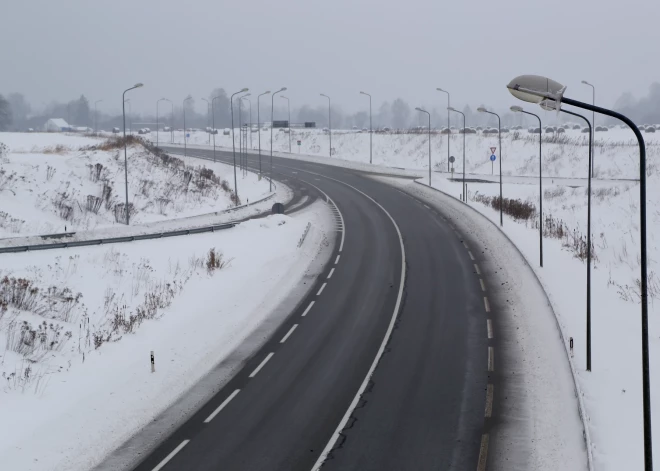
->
xmin=131 ymin=145 xmax=488 ymax=471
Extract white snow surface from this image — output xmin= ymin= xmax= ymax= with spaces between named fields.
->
xmin=0 ymin=202 xmax=333 ymax=471
xmin=0 ymin=132 xmax=271 ymax=239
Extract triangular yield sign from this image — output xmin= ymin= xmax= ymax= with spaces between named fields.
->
xmin=490 ymin=147 xmax=496 ymax=154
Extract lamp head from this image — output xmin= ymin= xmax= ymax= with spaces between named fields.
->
xmin=581 ymin=80 xmax=590 ymax=85
xmin=134 ymin=83 xmax=144 ymax=88
xmin=240 ymin=88 xmax=249 ymax=92
xmin=415 ymin=107 xmax=424 ymax=112
xmin=264 ymin=91 xmax=271 ymax=94
xmin=436 ymin=88 xmax=445 ymax=92
xmin=510 ymin=105 xmax=523 ymax=113
xmin=507 ymin=74 xmax=565 ymax=104
xmin=447 ymin=106 xmax=456 ymax=111
xmin=279 ymin=87 xmax=287 ymax=92
xmin=477 ymin=107 xmax=487 ymax=113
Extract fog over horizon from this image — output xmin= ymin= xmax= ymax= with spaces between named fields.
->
xmin=2 ymin=0 xmax=660 ymax=127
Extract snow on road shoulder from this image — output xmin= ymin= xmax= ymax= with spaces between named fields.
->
xmin=376 ymin=176 xmax=589 ymax=470
xmin=0 ymin=201 xmax=334 ymax=471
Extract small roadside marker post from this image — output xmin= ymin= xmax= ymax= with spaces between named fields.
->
xmin=297 ymin=139 xmax=301 ymax=154
xmin=569 ymin=337 xmax=574 ymax=357
xmin=151 ymin=351 xmax=155 ymax=373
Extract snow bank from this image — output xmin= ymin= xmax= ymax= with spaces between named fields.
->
xmin=0 ymin=202 xmax=333 ymax=471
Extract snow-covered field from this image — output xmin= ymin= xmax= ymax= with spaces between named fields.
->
xmin=0 ymin=132 xmax=270 ymax=239
xmin=0 ymin=202 xmax=332 ymax=471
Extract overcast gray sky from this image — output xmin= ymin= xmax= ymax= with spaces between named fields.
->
xmin=2 ymin=0 xmax=659 ymax=116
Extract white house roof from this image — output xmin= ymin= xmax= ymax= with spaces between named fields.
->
xmin=47 ymin=118 xmax=69 ymax=127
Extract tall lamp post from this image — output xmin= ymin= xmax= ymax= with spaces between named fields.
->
xmin=477 ymin=107 xmax=503 ymax=226
xmin=230 ymin=88 xmax=249 ymax=205
xmin=360 ymin=91 xmax=372 ymax=164
xmin=415 ymin=107 xmax=432 ymax=185
xmin=121 ymin=83 xmax=143 ymax=225
xmin=182 ymin=95 xmax=193 ymax=158
xmin=437 ymin=88 xmax=451 ymax=171
xmin=94 ymin=100 xmax=102 ymax=134
xmin=124 ymin=99 xmax=132 ymax=134
xmin=270 ymin=87 xmax=287 ymax=191
xmin=582 ymin=80 xmax=596 ymax=177
xmin=281 ymin=95 xmax=291 ymax=153
xmin=507 ymin=75 xmax=651 ymax=469
xmin=240 ymin=94 xmax=251 ymax=173
xmin=156 ymin=98 xmax=169 ymax=148
xmin=211 ymin=94 xmax=222 ymax=163
xmin=201 ymin=98 xmax=211 ymax=145
xmin=257 ymin=91 xmax=271 ymax=174
xmin=448 ymin=107 xmax=466 ymax=202
xmin=510 ymin=105 xmax=543 ymax=267
xmin=243 ymin=96 xmax=253 ymax=150
xmin=320 ymin=93 xmax=331 ymax=157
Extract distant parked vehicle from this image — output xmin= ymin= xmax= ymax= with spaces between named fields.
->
xmin=322 ymin=127 xmax=329 ymax=133
xmin=251 ymin=127 xmax=258 ymax=133
xmin=209 ymin=129 xmax=218 ymax=135
xmin=223 ymin=128 xmax=230 ymax=135
xmin=440 ymin=127 xmax=451 ymax=134
xmin=362 ymin=128 xmax=368 ymax=132
xmin=352 ymin=126 xmax=358 ymax=130
xmin=595 ymin=126 xmax=609 ymax=132
xmin=112 ymin=127 xmax=120 ymax=133
xmin=138 ymin=128 xmax=148 ymax=135
xmin=383 ymin=127 xmax=391 ymax=132
xmin=163 ymin=126 xmax=171 ymax=132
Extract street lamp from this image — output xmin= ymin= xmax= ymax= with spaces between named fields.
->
xmin=510 ymin=105 xmax=543 ymax=267
xmin=477 ymin=107 xmax=503 ymax=227
xmin=257 ymin=91 xmax=271 ymax=175
xmin=230 ymin=88 xmax=249 ymax=204
xmin=543 ymin=101 xmax=593 ymax=371
xmin=182 ymin=95 xmax=193 ymax=158
xmin=360 ymin=91 xmax=373 ymax=164
xmin=415 ymin=107 xmax=432 ymax=185
xmin=168 ymin=100 xmax=174 ymax=144
xmin=242 ymin=95 xmax=253 ymax=152
xmin=281 ymin=96 xmax=291 ymax=153
xmin=94 ymin=100 xmax=102 ymax=134
xmin=508 ymin=74 xmax=652 ymax=469
xmin=437 ymin=88 xmax=451 ymax=172
xmin=448 ymin=106 xmax=466 ymax=203
xmin=121 ymin=83 xmax=143 ymax=225
xmin=124 ymin=99 xmax=131 ymax=134
xmin=271 ymin=87 xmax=287 ymax=191
xmin=582 ymin=80 xmax=596 ymax=177
xmin=320 ymin=93 xmax=331 ymax=157
xmin=156 ymin=98 xmax=169 ymax=148
xmin=211 ymin=94 xmax=222 ymax=163
xmin=240 ymin=94 xmax=251 ymax=173
xmin=201 ymin=98 xmax=211 ymax=145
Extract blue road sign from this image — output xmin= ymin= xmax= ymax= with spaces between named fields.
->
xmin=490 ymin=155 xmax=496 ymax=161
xmin=186 ymin=133 xmax=190 ymax=138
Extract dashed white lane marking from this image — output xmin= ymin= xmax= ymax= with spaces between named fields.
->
xmin=204 ymin=389 xmax=241 ymax=423
xmin=485 ymin=384 xmax=494 ymax=418
xmin=480 ymin=279 xmax=486 ymax=292
xmin=484 ymin=297 xmax=491 ymax=313
xmin=488 ymin=347 xmax=494 ymax=372
xmin=474 ymin=264 xmax=481 ymax=275
xmin=317 ymin=283 xmax=327 ymax=296
xmin=301 ymin=301 xmax=315 ymax=317
xmin=487 ymin=319 xmax=493 ymax=339
xmin=463 ymin=241 xmax=469 ymax=249
xmin=280 ymin=324 xmax=299 ymax=343
xmin=327 ymin=268 xmax=335 ymax=279
xmin=335 ymin=255 xmax=341 ymax=264
xmin=477 ymin=434 xmax=490 ymax=471
xmin=468 ymin=250 xmax=475 ymax=261
xmin=423 ymin=204 xmax=430 ymax=209
xmin=152 ymin=440 xmax=190 ymax=471
xmin=249 ymin=352 xmax=274 ymax=378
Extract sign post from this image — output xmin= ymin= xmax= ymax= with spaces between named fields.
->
xmin=490 ymin=154 xmax=496 ymax=175
xmin=449 ymin=155 xmax=455 ymax=179
xmin=297 ymin=140 xmax=301 ymax=154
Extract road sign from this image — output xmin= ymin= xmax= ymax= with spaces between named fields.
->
xmin=297 ymin=140 xmax=301 ymax=145
xmin=449 ymin=156 xmax=455 ymax=163
xmin=490 ymin=155 xmax=497 ymax=161
xmin=186 ymin=133 xmax=190 ymax=138
xmin=490 ymin=147 xmax=496 ymax=154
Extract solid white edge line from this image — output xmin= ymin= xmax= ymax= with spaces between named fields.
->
xmin=484 ymin=297 xmax=491 ymax=313
xmin=487 ymin=319 xmax=493 ymax=339
xmin=327 ymin=268 xmax=335 ymax=279
xmin=480 ymin=279 xmax=486 ymax=292
xmin=299 ymin=178 xmax=346 ymax=253
xmin=306 ymin=174 xmax=407 ymax=471
xmin=249 ymin=352 xmax=275 ymax=378
xmin=301 ymin=301 xmax=315 ymax=317
xmin=488 ymin=347 xmax=494 ymax=372
xmin=203 ymin=389 xmax=241 ymax=423
xmin=317 ymin=283 xmax=327 ymax=296
xmin=468 ymin=250 xmax=475 ymax=260
xmin=280 ymin=324 xmax=299 ymax=344
xmin=335 ymin=255 xmax=341 ymax=264
xmin=474 ymin=264 xmax=481 ymax=275
xmin=151 ymin=439 xmax=190 ymax=471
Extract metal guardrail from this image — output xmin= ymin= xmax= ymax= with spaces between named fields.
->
xmin=0 ymin=223 xmax=236 ymax=254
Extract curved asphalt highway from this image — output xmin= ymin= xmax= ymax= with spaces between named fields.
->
xmin=131 ymin=145 xmax=488 ymax=471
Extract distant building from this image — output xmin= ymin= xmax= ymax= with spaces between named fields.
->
xmin=44 ymin=118 xmax=70 ymax=132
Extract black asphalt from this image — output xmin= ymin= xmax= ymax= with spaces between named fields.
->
xmin=131 ymin=146 xmax=488 ymax=471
